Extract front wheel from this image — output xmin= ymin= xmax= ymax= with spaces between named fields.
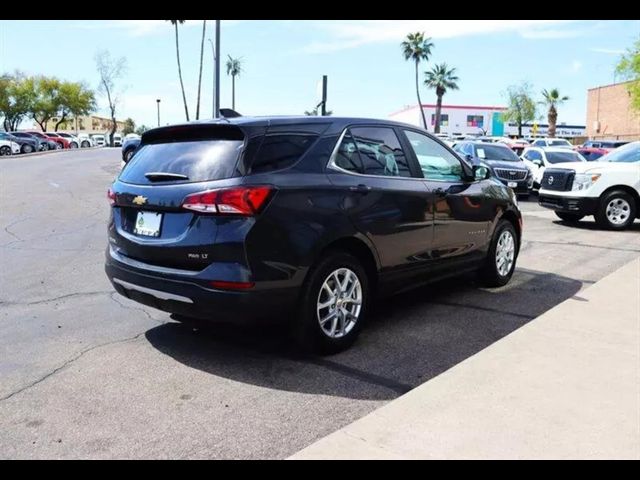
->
xmin=22 ymin=144 xmax=34 ymax=154
xmin=478 ymin=219 xmax=518 ymax=288
xmin=55 ymin=143 xmax=62 ymax=150
xmin=0 ymin=146 xmax=11 ymax=156
xmin=81 ymin=141 xmax=90 ymax=148
xmin=595 ymin=190 xmax=636 ymax=230
xmin=555 ymin=211 xmax=584 ymax=223
xmin=292 ymin=251 xmax=369 ymax=354
xmin=70 ymin=142 xmax=78 ymax=149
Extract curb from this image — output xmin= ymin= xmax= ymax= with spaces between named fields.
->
xmin=1 ymin=146 xmax=111 ymax=159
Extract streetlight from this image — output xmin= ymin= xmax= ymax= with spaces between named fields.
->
xmin=215 ymin=20 xmax=220 ymax=118
xmin=156 ymin=99 xmax=161 ymax=127
xmin=207 ymin=38 xmax=216 ymax=118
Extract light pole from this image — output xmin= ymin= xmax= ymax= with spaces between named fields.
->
xmin=208 ymin=38 xmax=216 ymax=118
xmin=156 ymin=99 xmax=161 ymax=127
xmin=215 ymin=20 xmax=220 ymax=118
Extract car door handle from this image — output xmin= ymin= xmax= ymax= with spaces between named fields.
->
xmin=349 ymin=184 xmax=372 ymax=194
xmin=434 ymin=187 xmax=447 ymax=197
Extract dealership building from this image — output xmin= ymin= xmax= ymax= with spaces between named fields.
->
xmin=389 ymin=104 xmax=585 ymax=139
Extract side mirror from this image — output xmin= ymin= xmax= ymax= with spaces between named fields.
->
xmin=473 ymin=165 xmax=490 ymax=181
xmin=532 ymin=159 xmax=543 ymax=167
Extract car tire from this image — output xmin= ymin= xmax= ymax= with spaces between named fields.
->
xmin=81 ymin=141 xmax=90 ymax=148
xmin=555 ymin=211 xmax=584 ymax=223
xmin=55 ymin=143 xmax=62 ymax=150
xmin=595 ymin=190 xmax=636 ymax=230
xmin=478 ymin=219 xmax=518 ymax=288
xmin=292 ymin=251 xmax=370 ymax=355
xmin=70 ymin=142 xmax=78 ymax=149
xmin=0 ymin=146 xmax=10 ymax=156
xmin=21 ymin=144 xmax=34 ymax=154
xmin=125 ymin=149 xmax=135 ymax=162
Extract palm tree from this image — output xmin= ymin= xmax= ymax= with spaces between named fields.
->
xmin=168 ymin=20 xmax=189 ymax=121
xmin=226 ymin=55 xmax=242 ymax=110
xmin=195 ymin=20 xmax=207 ymax=120
xmin=540 ymin=88 xmax=569 ymax=138
xmin=401 ymin=32 xmax=434 ymax=130
xmin=424 ymin=63 xmax=459 ymax=134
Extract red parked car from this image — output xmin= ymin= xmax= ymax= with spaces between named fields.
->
xmin=42 ymin=132 xmax=71 ymax=149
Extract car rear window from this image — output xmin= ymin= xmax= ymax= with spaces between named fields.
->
xmin=119 ymin=139 xmax=244 ymax=184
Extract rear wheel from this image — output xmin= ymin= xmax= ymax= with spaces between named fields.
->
xmin=0 ymin=146 xmax=10 ymax=156
xmin=70 ymin=142 xmax=78 ymax=149
xmin=81 ymin=141 xmax=90 ymax=148
xmin=125 ymin=149 xmax=135 ymax=162
xmin=292 ymin=251 xmax=369 ymax=354
xmin=479 ymin=220 xmax=518 ymax=288
xmin=21 ymin=144 xmax=34 ymax=154
xmin=55 ymin=143 xmax=62 ymax=150
xmin=595 ymin=190 xmax=636 ymax=230
xmin=555 ymin=211 xmax=584 ymax=223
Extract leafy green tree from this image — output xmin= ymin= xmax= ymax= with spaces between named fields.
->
xmin=424 ymin=63 xmax=459 ymax=134
xmin=616 ymin=35 xmax=640 ymax=113
xmin=122 ymin=118 xmax=136 ymax=135
xmin=0 ymin=72 xmax=36 ymax=131
xmin=54 ymin=81 xmax=96 ymax=131
xmin=502 ymin=82 xmax=537 ymax=138
xmin=31 ymin=76 xmax=61 ymax=131
xmin=168 ymin=20 xmax=190 ymax=121
xmin=135 ymin=124 xmax=149 ymax=135
xmin=226 ymin=56 xmax=243 ymax=110
xmin=401 ymin=32 xmax=434 ymax=130
xmin=539 ymin=88 xmax=569 ymax=138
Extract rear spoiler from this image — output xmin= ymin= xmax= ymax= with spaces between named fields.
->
xmin=141 ymin=123 xmax=244 ymax=144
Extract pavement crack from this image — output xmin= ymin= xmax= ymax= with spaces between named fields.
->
xmin=427 ymin=300 xmax=535 ymax=320
xmin=0 ymin=329 xmax=157 ymax=403
xmin=2 ymin=217 xmax=30 ymax=243
xmin=109 ymin=292 xmax=166 ymax=324
xmin=0 ymin=290 xmax=112 ymax=307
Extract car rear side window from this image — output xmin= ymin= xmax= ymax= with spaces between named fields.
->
xmin=333 ymin=132 xmax=363 ymax=173
xmin=119 ymin=139 xmax=244 ymax=184
xmin=248 ymin=133 xmax=318 ymax=174
xmin=350 ymin=127 xmax=412 ymax=177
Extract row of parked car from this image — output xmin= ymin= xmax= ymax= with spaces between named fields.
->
xmin=0 ymin=131 xmax=124 ymax=156
xmin=446 ymin=135 xmax=639 ymax=229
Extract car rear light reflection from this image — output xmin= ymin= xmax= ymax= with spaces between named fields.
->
xmin=182 ymin=186 xmax=273 ymax=215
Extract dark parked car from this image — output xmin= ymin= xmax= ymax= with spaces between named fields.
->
xmin=6 ymin=132 xmax=41 ymax=153
xmin=121 ymin=136 xmax=141 ymax=163
xmin=105 ymin=117 xmax=522 ymax=353
xmin=575 ymin=147 xmax=607 ymax=161
xmin=453 ymin=141 xmax=532 ymax=196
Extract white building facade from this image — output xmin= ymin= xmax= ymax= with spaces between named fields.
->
xmin=389 ymin=104 xmax=586 ymax=139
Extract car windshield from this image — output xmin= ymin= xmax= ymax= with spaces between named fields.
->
xmin=545 ymin=151 xmax=584 ymax=163
xmin=599 ymin=142 xmax=640 ymax=163
xmin=475 ymin=144 xmax=520 ymax=162
xmin=549 ymin=139 xmax=571 ymax=147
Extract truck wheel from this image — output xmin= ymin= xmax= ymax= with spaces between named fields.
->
xmin=595 ymin=190 xmax=636 ymax=230
xmin=555 ymin=211 xmax=584 ymax=223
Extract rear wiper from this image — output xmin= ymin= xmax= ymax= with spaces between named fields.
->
xmin=144 ymin=172 xmax=189 ymax=181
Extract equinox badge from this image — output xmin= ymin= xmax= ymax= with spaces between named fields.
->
xmin=132 ymin=195 xmax=147 ymax=206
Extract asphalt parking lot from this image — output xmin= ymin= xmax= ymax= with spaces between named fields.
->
xmin=1 ymin=148 xmax=638 ymax=459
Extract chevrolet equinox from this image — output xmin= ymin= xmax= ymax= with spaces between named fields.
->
xmin=105 ymin=117 xmax=522 ymax=353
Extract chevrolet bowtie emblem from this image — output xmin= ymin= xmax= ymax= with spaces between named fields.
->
xmin=132 ymin=195 xmax=147 ymax=206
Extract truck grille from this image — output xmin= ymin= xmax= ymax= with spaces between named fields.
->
xmin=494 ymin=168 xmax=528 ymax=181
xmin=541 ymin=169 xmax=574 ymax=191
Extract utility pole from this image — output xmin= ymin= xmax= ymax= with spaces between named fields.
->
xmin=215 ymin=20 xmax=221 ymax=118
xmin=208 ymin=38 xmax=216 ymax=118
xmin=321 ymin=75 xmax=328 ymax=116
xmin=156 ymin=99 xmax=161 ymax=127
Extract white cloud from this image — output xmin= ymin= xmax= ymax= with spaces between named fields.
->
xmin=590 ymin=47 xmax=625 ymax=55
xmin=297 ymin=20 xmax=577 ymax=54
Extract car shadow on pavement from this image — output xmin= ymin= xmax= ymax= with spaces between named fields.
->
xmin=145 ymin=268 xmax=583 ymax=400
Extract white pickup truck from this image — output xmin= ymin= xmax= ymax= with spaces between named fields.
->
xmin=538 ymin=141 xmax=640 ymax=229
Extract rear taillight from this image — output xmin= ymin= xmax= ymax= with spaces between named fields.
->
xmin=107 ymin=188 xmax=116 ymax=206
xmin=182 ymin=186 xmax=274 ymax=215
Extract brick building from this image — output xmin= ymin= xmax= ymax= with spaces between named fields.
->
xmin=586 ymin=80 xmax=640 ymax=141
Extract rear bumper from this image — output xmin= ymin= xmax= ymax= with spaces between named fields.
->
xmin=105 ymin=250 xmax=298 ymax=323
xmin=538 ymin=193 xmax=599 ymax=215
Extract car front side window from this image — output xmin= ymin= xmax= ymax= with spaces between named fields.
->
xmin=403 ymin=130 xmax=464 ymax=181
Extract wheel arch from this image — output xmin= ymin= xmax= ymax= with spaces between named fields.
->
xmin=599 ymin=185 xmax=640 ymax=217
